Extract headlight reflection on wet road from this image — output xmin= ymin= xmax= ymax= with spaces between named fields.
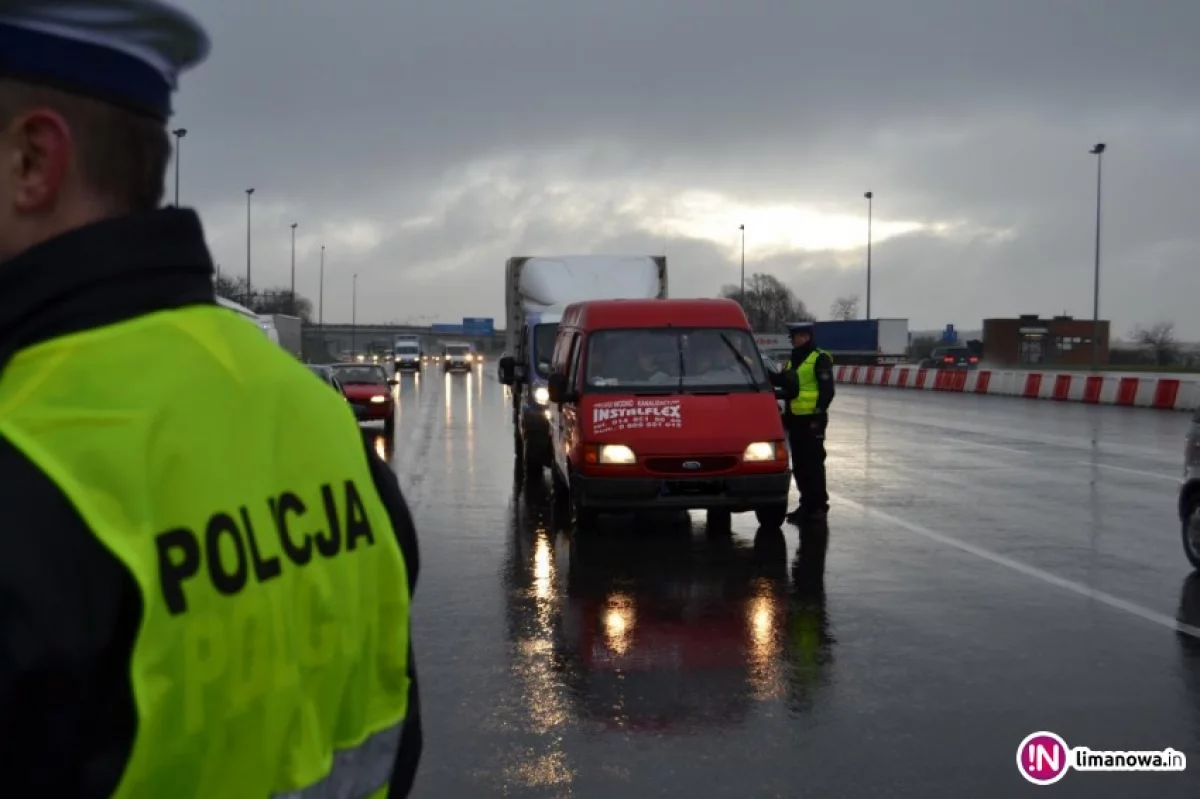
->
xmin=465 ymin=372 xmax=475 ymax=477
xmin=505 ymin=525 xmax=575 ymax=790
xmin=602 ymin=592 xmax=636 ymax=657
xmin=746 ymin=581 xmax=784 ymax=700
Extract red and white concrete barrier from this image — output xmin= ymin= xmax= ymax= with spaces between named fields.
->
xmin=833 ymin=365 xmax=1200 ymax=411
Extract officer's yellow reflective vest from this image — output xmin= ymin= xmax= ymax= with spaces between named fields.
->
xmin=784 ymin=349 xmax=832 ymax=416
xmin=0 ymin=305 xmax=411 ymax=799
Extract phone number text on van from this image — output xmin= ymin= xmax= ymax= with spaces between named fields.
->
xmin=593 ymin=399 xmax=683 ymax=434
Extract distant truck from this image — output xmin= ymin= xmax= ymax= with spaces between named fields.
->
xmin=267 ymin=314 xmax=302 ymax=359
xmin=217 ymin=297 xmax=302 ymax=357
xmin=753 ymin=333 xmax=791 ymax=368
xmin=753 ymin=320 xmax=909 ymax=367
xmin=498 ymin=255 xmax=668 ymax=473
xmin=811 ymin=319 xmax=909 ymax=365
xmin=393 ymin=334 xmax=423 ymax=372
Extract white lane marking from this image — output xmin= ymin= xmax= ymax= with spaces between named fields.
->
xmin=944 ymin=437 xmax=1029 ymax=455
xmin=1076 ymin=462 xmax=1179 ymax=483
xmin=831 ymin=493 xmax=1200 ymax=641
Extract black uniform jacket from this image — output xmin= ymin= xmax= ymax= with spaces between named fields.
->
xmin=0 ymin=209 xmax=422 ymax=797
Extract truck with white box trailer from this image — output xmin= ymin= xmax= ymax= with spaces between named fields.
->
xmin=753 ymin=320 xmax=909 ymax=368
xmin=499 ymin=255 xmax=668 ymax=474
xmin=811 ymin=319 xmax=909 ymax=365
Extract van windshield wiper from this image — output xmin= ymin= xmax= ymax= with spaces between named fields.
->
xmin=720 ymin=334 xmax=760 ymax=391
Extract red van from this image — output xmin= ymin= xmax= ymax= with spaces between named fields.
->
xmin=545 ymin=298 xmax=791 ymax=529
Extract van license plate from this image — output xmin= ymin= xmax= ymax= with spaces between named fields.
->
xmin=661 ymin=480 xmax=721 ymax=496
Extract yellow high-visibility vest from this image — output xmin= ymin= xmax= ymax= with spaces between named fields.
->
xmin=0 ymin=305 xmax=411 ymax=798
xmin=784 ymin=349 xmax=832 ymax=416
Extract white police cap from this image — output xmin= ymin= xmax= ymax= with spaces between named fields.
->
xmin=0 ymin=0 xmax=210 ymax=120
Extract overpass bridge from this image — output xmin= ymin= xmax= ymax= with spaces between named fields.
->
xmin=301 ymin=323 xmax=506 ymax=362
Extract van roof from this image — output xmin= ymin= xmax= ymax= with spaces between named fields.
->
xmin=561 ymin=298 xmax=749 ymax=331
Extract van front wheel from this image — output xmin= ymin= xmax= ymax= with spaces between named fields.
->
xmin=523 ymin=437 xmax=544 ymax=476
xmin=570 ymin=483 xmax=598 ymax=531
xmin=755 ymin=503 xmax=788 ymax=529
xmin=706 ymin=509 xmax=732 ymax=533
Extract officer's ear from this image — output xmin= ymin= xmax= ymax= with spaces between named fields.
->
xmin=4 ymin=106 xmax=72 ymax=213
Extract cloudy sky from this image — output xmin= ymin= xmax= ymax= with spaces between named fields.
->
xmin=173 ymin=0 xmax=1199 ymax=338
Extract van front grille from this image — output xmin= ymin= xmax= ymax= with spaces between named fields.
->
xmin=644 ymin=456 xmax=738 ymax=474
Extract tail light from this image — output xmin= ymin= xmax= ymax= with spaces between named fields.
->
xmin=969 ymin=356 xmax=979 ymax=364
xmin=943 ymin=356 xmax=954 ymax=363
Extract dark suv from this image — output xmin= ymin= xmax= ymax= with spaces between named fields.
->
xmin=921 ymin=346 xmax=977 ymax=370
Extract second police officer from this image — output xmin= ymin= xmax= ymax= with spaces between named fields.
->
xmin=769 ymin=321 xmax=836 ymax=524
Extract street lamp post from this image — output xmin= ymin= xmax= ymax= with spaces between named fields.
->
xmin=171 ymin=128 xmax=186 ymax=206
xmin=864 ymin=191 xmax=873 ymax=320
xmin=1089 ymin=143 xmax=1106 ymax=370
xmin=318 ymin=245 xmax=325 ymax=327
xmin=738 ymin=224 xmax=745 ymax=300
xmin=351 ymin=273 xmax=358 ymax=356
xmin=290 ymin=222 xmax=298 ymax=315
xmin=245 ymin=188 xmax=255 ymax=307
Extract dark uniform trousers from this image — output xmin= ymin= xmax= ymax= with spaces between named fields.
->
xmin=787 ymin=413 xmax=828 ymax=513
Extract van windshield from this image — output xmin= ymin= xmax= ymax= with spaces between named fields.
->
xmin=585 ymin=328 xmax=768 ymax=392
xmin=533 ymin=323 xmax=558 ymax=377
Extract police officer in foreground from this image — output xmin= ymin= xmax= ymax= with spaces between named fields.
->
xmin=769 ymin=321 xmax=835 ymax=523
xmin=0 ymin=2 xmax=421 ymax=796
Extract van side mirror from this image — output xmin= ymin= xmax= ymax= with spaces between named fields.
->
xmin=498 ymin=355 xmax=515 ymax=385
xmin=547 ymin=372 xmax=567 ymax=403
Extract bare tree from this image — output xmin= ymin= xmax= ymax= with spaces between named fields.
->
xmin=1129 ymin=321 xmax=1180 ymax=366
xmin=215 ymin=274 xmax=313 ymax=321
xmin=829 ymin=295 xmax=860 ymax=321
xmin=720 ymin=273 xmax=814 ymax=331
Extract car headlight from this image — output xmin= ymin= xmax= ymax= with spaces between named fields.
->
xmin=598 ymin=444 xmax=636 ymax=465
xmin=370 ymin=395 xmax=388 ymax=404
xmin=743 ymin=441 xmax=777 ymax=461
xmin=533 ymin=385 xmax=549 ymax=405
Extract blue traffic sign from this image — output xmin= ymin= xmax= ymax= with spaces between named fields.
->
xmin=431 ymin=323 xmax=463 ymax=334
xmin=462 ymin=317 xmax=495 ymax=335
xmin=942 ymin=324 xmax=957 ymax=343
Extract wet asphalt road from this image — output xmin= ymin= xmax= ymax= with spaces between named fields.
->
xmin=367 ymin=368 xmax=1200 ymax=798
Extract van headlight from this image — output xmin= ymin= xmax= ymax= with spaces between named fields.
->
xmin=533 ymin=386 xmax=549 ymax=405
xmin=743 ymin=441 xmax=777 ymax=461
xmin=598 ymin=444 xmax=636 ymax=464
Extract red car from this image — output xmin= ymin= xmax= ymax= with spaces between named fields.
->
xmin=328 ymin=363 xmax=396 ymax=437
